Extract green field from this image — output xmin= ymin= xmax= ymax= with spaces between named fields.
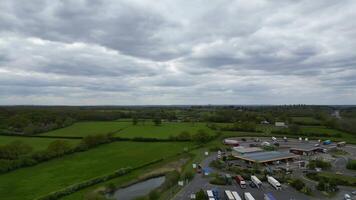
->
xmin=0 ymin=141 xmax=194 ymax=200
xmin=42 ymin=121 xmax=131 ymax=137
xmin=300 ymin=126 xmax=356 ymax=143
xmin=118 ymin=122 xmax=214 ymax=139
xmin=0 ymin=135 xmax=79 ymax=151
xmin=292 ymin=117 xmax=321 ymax=125
xmin=317 ymin=172 xmax=356 ymax=186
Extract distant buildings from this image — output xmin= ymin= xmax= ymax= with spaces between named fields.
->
xmin=275 ymin=122 xmax=286 ymax=127
xmin=260 ymin=120 xmax=270 ymax=125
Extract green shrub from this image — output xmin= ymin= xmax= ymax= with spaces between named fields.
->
xmin=307 ymin=159 xmax=331 ymax=170
xmin=290 ymin=178 xmax=305 ymax=191
xmin=209 ymin=174 xmax=227 ymax=185
xmin=346 ymin=159 xmax=356 ymax=170
xmin=195 ymin=189 xmax=208 ymax=200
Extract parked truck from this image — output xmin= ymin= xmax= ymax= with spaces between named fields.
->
xmin=224 ymin=190 xmax=235 ymax=200
xmin=251 ymin=175 xmax=262 ymax=188
xmin=212 ymin=188 xmax=219 ymax=200
xmin=244 ymin=192 xmax=255 ymax=200
xmin=231 ymin=191 xmax=242 ymax=200
xmin=235 ymin=175 xmax=246 ymax=189
xmin=264 ymin=193 xmax=277 ymax=200
xmin=207 ymin=190 xmax=214 ymax=200
xmin=267 ymin=176 xmax=281 ymax=190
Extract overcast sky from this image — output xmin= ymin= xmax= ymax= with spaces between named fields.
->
xmin=0 ymin=0 xmax=355 ymax=105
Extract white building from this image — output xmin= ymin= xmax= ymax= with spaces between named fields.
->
xmin=275 ymin=122 xmax=286 ymax=127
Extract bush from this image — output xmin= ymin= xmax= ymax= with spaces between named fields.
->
xmin=192 ymin=130 xmax=211 ymax=144
xmin=195 ymin=189 xmax=208 ymax=200
xmin=346 ymin=159 xmax=356 ymax=170
xmin=290 ymin=178 xmax=305 ymax=191
xmin=148 ymin=190 xmax=160 ymax=200
xmin=209 ymin=173 xmax=227 ymax=185
xmin=182 ymin=171 xmax=194 ymax=181
xmin=209 ymin=160 xmax=226 ymax=169
xmin=308 ymin=159 xmax=331 ymax=170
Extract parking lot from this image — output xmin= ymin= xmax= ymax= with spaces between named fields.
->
xmin=173 ymin=137 xmax=356 ymax=200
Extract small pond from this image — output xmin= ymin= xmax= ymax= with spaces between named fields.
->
xmin=108 ymin=176 xmax=165 ymax=200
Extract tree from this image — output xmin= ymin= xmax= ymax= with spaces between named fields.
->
xmin=148 ymin=190 xmax=160 ymax=200
xmin=192 ymin=129 xmax=211 ymax=144
xmin=153 ymin=116 xmax=162 ymax=126
xmin=195 ymin=189 xmax=207 ymax=200
xmin=176 ymin=131 xmax=191 ymax=141
xmin=132 ymin=116 xmax=138 ymax=125
xmin=290 ymin=178 xmax=305 ymax=191
xmin=289 ymin=124 xmax=300 ymax=134
xmin=46 ymin=140 xmax=72 ymax=156
xmin=0 ymin=141 xmax=33 ymax=160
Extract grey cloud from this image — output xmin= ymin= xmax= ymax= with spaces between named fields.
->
xmin=0 ymin=0 xmax=356 ymax=105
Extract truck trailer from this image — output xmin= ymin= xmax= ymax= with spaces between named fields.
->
xmin=207 ymin=190 xmax=214 ymax=198
xmin=264 ymin=193 xmax=277 ymax=200
xmin=251 ymin=175 xmax=262 ymax=188
xmin=244 ymin=192 xmax=255 ymax=200
xmin=235 ymin=175 xmax=246 ymax=189
xmin=231 ymin=191 xmax=242 ymax=200
xmin=267 ymin=176 xmax=281 ymax=190
xmin=224 ymin=190 xmax=235 ymax=200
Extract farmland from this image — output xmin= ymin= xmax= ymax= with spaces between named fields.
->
xmin=0 ymin=135 xmax=79 ymax=151
xmin=0 ymin=141 xmax=194 ymax=200
xmin=42 ymin=121 xmax=131 ymax=137
xmin=40 ymin=121 xmax=213 ymax=139
xmin=118 ymin=122 xmax=213 ymax=139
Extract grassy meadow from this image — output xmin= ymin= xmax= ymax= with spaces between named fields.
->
xmin=291 ymin=116 xmax=321 ymax=125
xmin=0 ymin=135 xmax=79 ymax=151
xmin=42 ymin=121 xmax=131 ymax=137
xmin=0 ymin=141 xmax=194 ymax=200
xmin=117 ymin=122 xmax=214 ymax=139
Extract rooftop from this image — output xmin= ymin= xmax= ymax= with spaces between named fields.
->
xmin=232 ymin=146 xmax=263 ymax=154
xmin=233 ymin=151 xmax=299 ymax=163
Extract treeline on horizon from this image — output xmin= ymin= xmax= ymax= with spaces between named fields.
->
xmin=0 ymin=105 xmax=355 ymax=135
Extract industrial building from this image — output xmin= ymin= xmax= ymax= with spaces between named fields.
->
xmin=232 ymin=151 xmax=299 ymax=164
xmin=232 ymin=146 xmax=263 ymax=156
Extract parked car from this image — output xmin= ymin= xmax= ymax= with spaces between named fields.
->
xmin=249 ymin=181 xmax=256 ymax=188
xmin=352 ymin=191 xmax=356 ymax=195
xmin=344 ymin=194 xmax=351 ymax=200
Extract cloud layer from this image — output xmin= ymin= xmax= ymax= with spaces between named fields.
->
xmin=0 ymin=0 xmax=355 ymax=105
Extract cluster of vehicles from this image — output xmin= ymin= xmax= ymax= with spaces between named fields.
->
xmin=207 ymin=190 xmax=277 ymax=200
xmin=235 ymin=175 xmax=281 ymax=190
xmin=206 ymin=175 xmax=281 ymax=200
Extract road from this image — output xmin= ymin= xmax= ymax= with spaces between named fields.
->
xmin=172 ymin=153 xmax=217 ymax=200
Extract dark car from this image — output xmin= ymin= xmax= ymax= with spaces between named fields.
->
xmin=249 ymin=181 xmax=256 ymax=188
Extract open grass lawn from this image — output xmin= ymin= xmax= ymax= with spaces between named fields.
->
xmin=291 ymin=117 xmax=321 ymax=125
xmin=318 ymin=172 xmax=356 ymax=185
xmin=0 ymin=135 xmax=79 ymax=151
xmin=118 ymin=122 xmax=214 ymax=139
xmin=42 ymin=121 xmax=131 ymax=137
xmin=0 ymin=141 xmax=194 ymax=200
xmin=300 ymin=126 xmax=356 ymax=143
